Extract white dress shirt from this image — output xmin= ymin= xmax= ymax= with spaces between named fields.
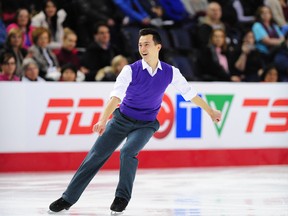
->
xmin=110 ymin=59 xmax=197 ymax=102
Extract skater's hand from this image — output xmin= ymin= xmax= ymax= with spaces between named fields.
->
xmin=210 ymin=109 xmax=222 ymax=123
xmin=93 ymin=120 xmax=107 ymax=136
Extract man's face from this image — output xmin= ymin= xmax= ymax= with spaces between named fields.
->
xmin=207 ymin=3 xmax=222 ymax=21
xmin=138 ymin=35 xmax=161 ymax=62
xmin=95 ymin=26 xmax=110 ymax=45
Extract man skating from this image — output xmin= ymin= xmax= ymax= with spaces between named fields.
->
xmin=49 ymin=28 xmax=221 ymax=214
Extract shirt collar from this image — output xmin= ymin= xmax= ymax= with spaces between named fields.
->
xmin=141 ymin=59 xmax=162 ymax=71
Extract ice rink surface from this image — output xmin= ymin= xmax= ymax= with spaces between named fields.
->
xmin=0 ymin=165 xmax=287 ymax=216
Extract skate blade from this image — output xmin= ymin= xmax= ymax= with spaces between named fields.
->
xmin=47 ymin=209 xmax=68 ymax=214
xmin=111 ymin=210 xmax=124 ymax=215
xmin=47 ymin=210 xmax=58 ymax=214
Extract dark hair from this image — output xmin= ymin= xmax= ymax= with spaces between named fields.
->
xmin=139 ymin=28 xmax=162 ymax=45
xmin=93 ymin=22 xmax=109 ymax=35
xmin=0 ymin=53 xmax=15 ymax=65
xmin=15 ymin=8 xmax=31 ymax=33
xmin=61 ymin=63 xmax=77 ymax=74
xmin=260 ymin=64 xmax=278 ymax=81
xmin=42 ymin=0 xmax=58 ymax=40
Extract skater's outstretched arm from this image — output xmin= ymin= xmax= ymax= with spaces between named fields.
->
xmin=191 ymin=95 xmax=222 ymax=123
xmin=93 ymin=96 xmax=121 ymax=136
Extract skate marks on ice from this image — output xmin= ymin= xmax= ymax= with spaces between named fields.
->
xmin=0 ymin=166 xmax=288 ymax=216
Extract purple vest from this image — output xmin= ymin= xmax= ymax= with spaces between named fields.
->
xmin=120 ymin=60 xmax=173 ymax=121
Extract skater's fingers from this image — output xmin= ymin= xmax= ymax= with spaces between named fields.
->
xmin=98 ymin=127 xmax=106 ymax=136
xmin=92 ymin=124 xmax=99 ymax=133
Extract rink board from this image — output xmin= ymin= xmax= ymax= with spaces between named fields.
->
xmin=0 ymin=82 xmax=287 ymax=171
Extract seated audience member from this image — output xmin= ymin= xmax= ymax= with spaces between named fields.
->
xmin=55 ymin=28 xmax=79 ymax=67
xmin=28 ymin=27 xmax=60 ymax=81
xmin=252 ymin=6 xmax=284 ymax=62
xmin=95 ymin=55 xmax=128 ymax=81
xmin=274 ymin=32 xmax=288 ymax=81
xmin=55 ymin=28 xmax=85 ymax=81
xmin=260 ymin=64 xmax=279 ymax=82
xmin=21 ymin=58 xmax=46 ymax=82
xmin=0 ymin=28 xmax=27 ymax=77
xmin=80 ymin=23 xmax=121 ymax=81
xmin=233 ymin=30 xmax=264 ymax=82
xmin=0 ymin=53 xmax=20 ymax=81
xmin=196 ymin=2 xmax=225 ymax=49
xmin=31 ymin=0 xmax=66 ymax=49
xmin=198 ymin=29 xmax=240 ymax=82
xmin=59 ymin=63 xmax=77 ymax=82
xmin=6 ymin=8 xmax=34 ymax=49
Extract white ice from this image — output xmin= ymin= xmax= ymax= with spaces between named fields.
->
xmin=0 ymin=166 xmax=288 ymax=216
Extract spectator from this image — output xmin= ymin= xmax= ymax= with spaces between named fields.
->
xmin=55 ymin=28 xmax=85 ymax=81
xmin=80 ymin=23 xmax=121 ymax=81
xmin=21 ymin=58 xmax=46 ymax=82
xmin=233 ymin=30 xmax=264 ymax=81
xmin=198 ymin=29 xmax=240 ymax=81
xmin=260 ymin=64 xmax=279 ymax=82
xmin=252 ymin=6 xmax=284 ymax=62
xmin=196 ymin=2 xmax=225 ymax=49
xmin=55 ymin=28 xmax=79 ymax=68
xmin=0 ymin=53 xmax=20 ymax=81
xmin=95 ymin=55 xmax=128 ymax=81
xmin=59 ymin=63 xmax=77 ymax=82
xmin=274 ymin=32 xmax=288 ymax=81
xmin=0 ymin=28 xmax=27 ymax=78
xmin=6 ymin=8 xmax=34 ymax=49
xmin=28 ymin=27 xmax=60 ymax=81
xmin=31 ymin=0 xmax=67 ymax=49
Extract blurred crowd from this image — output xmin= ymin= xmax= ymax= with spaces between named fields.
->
xmin=0 ymin=0 xmax=287 ymax=82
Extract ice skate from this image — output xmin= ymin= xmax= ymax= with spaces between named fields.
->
xmin=49 ymin=197 xmax=72 ymax=212
xmin=110 ymin=197 xmax=128 ymax=215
